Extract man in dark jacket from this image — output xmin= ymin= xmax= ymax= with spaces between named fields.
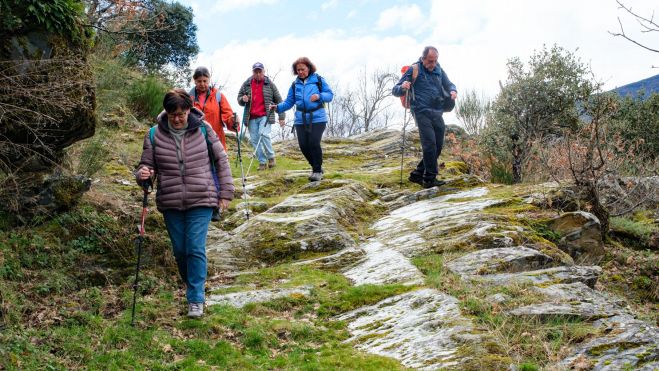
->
xmin=237 ymin=62 xmax=285 ymax=171
xmin=392 ymin=46 xmax=457 ymax=188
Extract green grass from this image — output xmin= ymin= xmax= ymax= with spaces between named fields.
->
xmin=411 ymin=253 xmax=598 ymax=368
xmin=6 ymin=69 xmax=656 ymax=371
xmin=1 ymin=201 xmax=412 ymax=369
xmin=210 ymin=263 xmax=414 ymax=317
xmin=0 ymin=258 xmax=410 ymax=369
xmin=610 ymin=214 xmax=656 ymax=249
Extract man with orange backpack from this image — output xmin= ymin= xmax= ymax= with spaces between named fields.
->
xmin=393 ymin=46 xmax=457 ymax=189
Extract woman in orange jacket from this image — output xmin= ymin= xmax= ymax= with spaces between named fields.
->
xmin=189 ymin=67 xmax=239 ymax=151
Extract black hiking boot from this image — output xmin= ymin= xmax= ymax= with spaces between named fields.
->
xmin=422 ymin=179 xmax=446 ymax=189
xmin=408 ymin=174 xmax=424 ymax=186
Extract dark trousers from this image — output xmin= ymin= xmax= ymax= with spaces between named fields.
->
xmin=411 ymin=110 xmax=445 ymax=182
xmin=295 ymin=122 xmax=326 ymax=172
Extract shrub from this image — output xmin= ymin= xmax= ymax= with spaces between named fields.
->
xmin=76 ymin=130 xmax=111 ymax=178
xmin=128 ymin=75 xmax=169 ymax=121
xmin=610 ymin=93 xmax=659 ymax=160
xmin=610 ymin=216 xmax=655 ymax=248
xmin=490 ymin=163 xmax=514 ymax=184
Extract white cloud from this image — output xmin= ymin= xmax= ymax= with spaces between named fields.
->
xmin=376 ymin=4 xmax=427 ymax=33
xmin=192 ymin=31 xmax=425 ymax=126
xmin=347 ymin=9 xmax=357 ymax=19
xmin=192 ymin=0 xmax=659 ymax=129
xmin=209 ymin=0 xmax=278 ymax=14
xmin=321 ymin=0 xmax=339 ymax=11
xmin=427 ymin=0 xmax=657 ymax=97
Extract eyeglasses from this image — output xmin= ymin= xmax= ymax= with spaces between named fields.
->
xmin=169 ymin=111 xmax=188 ymax=118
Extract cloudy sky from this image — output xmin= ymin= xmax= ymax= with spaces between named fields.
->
xmin=179 ymin=0 xmax=657 ymax=127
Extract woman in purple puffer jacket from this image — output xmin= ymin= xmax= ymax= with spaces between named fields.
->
xmin=135 ymin=89 xmax=234 ymax=318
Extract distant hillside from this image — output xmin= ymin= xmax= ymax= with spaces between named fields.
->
xmin=610 ymin=74 xmax=659 ymax=98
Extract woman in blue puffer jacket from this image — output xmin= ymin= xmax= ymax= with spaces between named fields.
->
xmin=271 ymin=57 xmax=333 ymax=182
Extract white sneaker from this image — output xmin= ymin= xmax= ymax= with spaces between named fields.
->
xmin=187 ymin=302 xmax=204 ymax=318
xmin=308 ymin=172 xmax=323 ymax=182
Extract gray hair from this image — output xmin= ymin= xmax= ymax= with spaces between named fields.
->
xmin=422 ymin=46 xmax=438 ymax=59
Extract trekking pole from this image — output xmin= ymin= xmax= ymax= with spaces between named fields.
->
xmin=245 ymin=123 xmax=265 ymax=178
xmin=131 ymin=178 xmax=152 ymax=326
xmin=235 ymin=113 xmax=251 ymax=221
xmin=399 ymin=91 xmax=410 ymax=186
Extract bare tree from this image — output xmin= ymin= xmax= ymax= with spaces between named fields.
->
xmin=334 ymin=90 xmax=362 ymax=137
xmin=354 ymin=67 xmax=398 ymax=132
xmin=539 ymin=91 xmax=657 ymax=239
xmin=456 ymin=89 xmax=491 ymax=136
xmin=610 ymin=0 xmax=658 ymax=65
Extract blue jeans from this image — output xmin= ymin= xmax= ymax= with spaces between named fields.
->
xmin=162 ymin=207 xmax=213 ymax=303
xmin=411 ymin=109 xmax=445 ymax=182
xmin=248 ymin=116 xmax=275 ymax=165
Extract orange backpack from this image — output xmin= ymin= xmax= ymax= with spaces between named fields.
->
xmin=400 ymin=64 xmax=419 ymax=108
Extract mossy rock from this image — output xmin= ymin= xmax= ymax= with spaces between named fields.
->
xmin=444 ymin=161 xmax=469 ymax=175
xmin=218 ymin=182 xmax=377 ymax=267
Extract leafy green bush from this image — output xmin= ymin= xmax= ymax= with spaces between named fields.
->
xmin=490 ymin=162 xmax=514 ymax=184
xmin=486 ymin=45 xmax=594 ymax=183
xmin=0 ymin=0 xmax=90 ymax=44
xmin=128 ymin=75 xmax=169 ymax=121
xmin=610 ymin=92 xmax=659 ymax=160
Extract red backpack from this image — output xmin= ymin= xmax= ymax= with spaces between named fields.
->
xmin=400 ymin=64 xmax=419 ymax=108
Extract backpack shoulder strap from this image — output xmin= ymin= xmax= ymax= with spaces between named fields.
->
xmin=149 ymin=125 xmax=157 ymax=147
xmin=315 ymin=74 xmax=323 ymax=92
xmin=411 ymin=64 xmax=419 ymax=84
xmin=148 ymin=125 xmax=159 ymax=174
xmin=200 ymin=124 xmax=210 ymax=143
xmin=200 ymin=123 xmax=216 ymax=161
xmin=200 ymin=123 xmax=220 ymax=193
xmin=315 ymin=75 xmax=327 ymax=108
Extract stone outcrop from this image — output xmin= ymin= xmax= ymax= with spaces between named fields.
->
xmin=335 ymin=289 xmax=504 ymax=369
xmin=207 ymin=286 xmax=312 ymax=308
xmin=559 ymin=314 xmax=659 ymax=370
xmin=479 ymin=265 xmax=602 ymax=288
xmin=1 ymin=20 xmax=95 ymax=223
xmin=549 ymin=211 xmax=605 ymax=264
xmin=208 ymin=181 xmax=373 ymax=267
xmin=204 ymin=143 xmax=658 ymax=369
xmin=509 ymin=282 xmax=627 ymax=319
xmin=446 ymin=246 xmax=554 ymax=277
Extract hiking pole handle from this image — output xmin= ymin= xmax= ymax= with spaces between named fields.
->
xmin=141 ymin=178 xmax=152 ymax=208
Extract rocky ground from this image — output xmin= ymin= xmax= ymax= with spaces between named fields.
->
xmin=3 ymin=127 xmax=656 ymax=370
xmin=202 ymin=130 xmax=658 ymax=370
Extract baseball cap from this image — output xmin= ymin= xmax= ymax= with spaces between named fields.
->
xmin=252 ymin=62 xmax=264 ymax=71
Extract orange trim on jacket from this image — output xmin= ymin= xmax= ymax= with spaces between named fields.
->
xmin=192 ymin=87 xmax=238 ymax=150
